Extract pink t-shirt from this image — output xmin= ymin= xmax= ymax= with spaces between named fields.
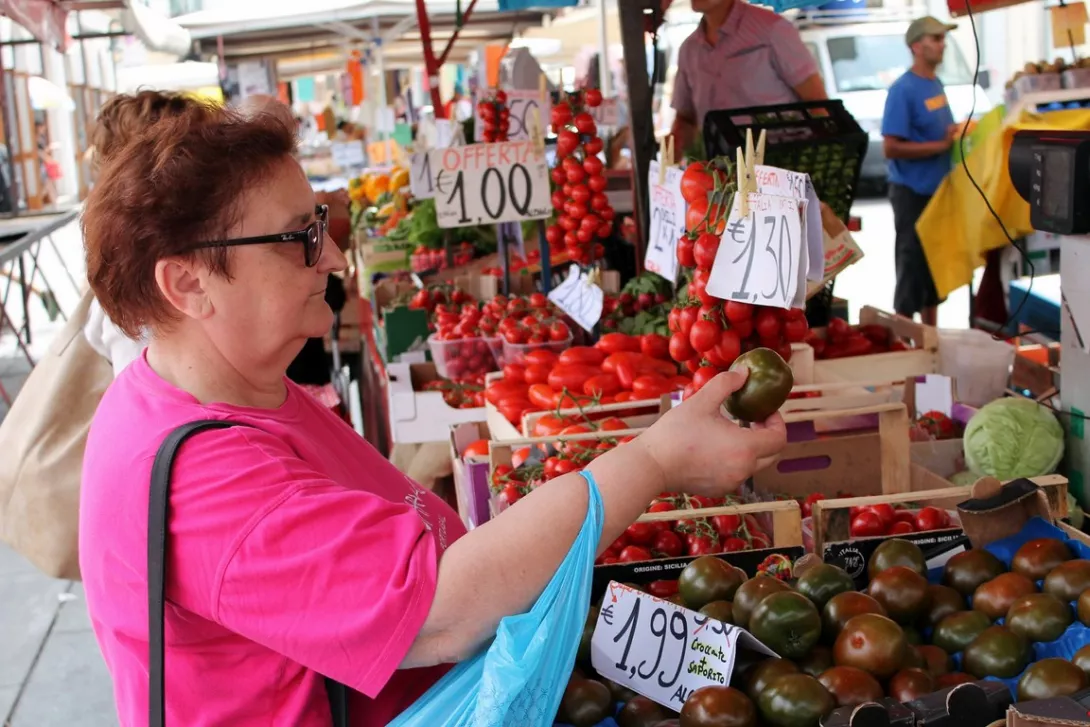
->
xmin=80 ymin=352 xmax=466 ymax=726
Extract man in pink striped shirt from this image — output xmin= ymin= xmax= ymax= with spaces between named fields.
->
xmin=671 ymin=0 xmax=828 ymax=154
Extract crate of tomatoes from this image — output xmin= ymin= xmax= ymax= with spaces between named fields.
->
xmin=386 ymin=362 xmax=488 ymax=444
xmin=809 ymin=306 xmax=939 ymax=384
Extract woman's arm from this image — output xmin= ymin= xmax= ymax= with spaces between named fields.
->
xmin=401 ymin=370 xmax=787 ymax=667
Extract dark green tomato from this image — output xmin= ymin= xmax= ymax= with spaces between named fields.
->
xmin=1043 ymin=560 xmax=1090 ymax=603
xmin=867 ymin=566 xmax=931 ymax=625
xmin=618 ymin=696 xmax=668 ymax=727
xmin=608 ymin=679 xmax=639 ymax=705
xmin=700 ymin=600 xmax=735 ymax=625
xmin=888 ymin=668 xmax=935 ymax=703
xmin=973 ymin=573 xmax=1037 ymax=621
xmin=817 ymin=666 xmax=884 ymax=708
xmin=822 ymin=592 xmax=887 ymax=643
xmin=797 ymin=564 xmax=855 ymax=612
xmin=654 ymin=722 xmax=681 ymax=727
xmin=680 ymin=686 xmax=756 ymax=727
xmin=942 ymin=549 xmax=1007 ymax=598
xmin=869 ymin=539 xmax=926 ymax=579
xmin=1079 ymin=589 xmax=1090 ymax=626
xmin=577 ymin=606 xmax=599 ymax=665
xmin=733 ymin=576 xmax=792 ymax=628
xmin=962 ymin=626 xmax=1033 ymax=679
xmin=745 ymin=658 xmax=799 ymax=701
xmin=797 ymin=646 xmax=834 ymax=678
xmin=924 ymin=585 xmax=966 ymax=627
xmin=917 ymin=645 xmax=954 ymax=677
xmin=560 ymin=678 xmax=613 ymax=727
xmin=902 ymin=626 xmax=923 ymax=647
xmin=1005 ymin=593 xmax=1073 ymax=643
xmin=1012 ymin=538 xmax=1073 ymax=581
xmin=749 ymin=592 xmax=823 ymax=660
xmin=932 ymin=610 xmax=992 ymax=654
xmin=756 ymin=674 xmax=836 ymax=727
xmin=1073 ymin=643 xmax=1090 ymax=679
xmin=725 ymin=347 xmax=793 ymax=423
xmin=1017 ymin=658 xmax=1088 ymax=702
xmin=680 ymin=557 xmax=747 ymax=611
xmin=902 ymin=644 xmax=926 ymax=668
xmin=832 ymin=613 xmax=908 ymax=680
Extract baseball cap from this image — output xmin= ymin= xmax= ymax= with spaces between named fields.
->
xmin=905 ymin=16 xmax=958 ymax=45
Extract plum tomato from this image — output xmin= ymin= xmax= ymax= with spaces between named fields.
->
xmin=653 ymin=530 xmax=684 ymax=558
xmin=625 ymin=522 xmax=657 ymax=546
xmin=916 ymin=506 xmax=951 ymax=532
xmin=850 ymin=511 xmax=885 ymax=538
xmin=619 ymin=545 xmax=653 ymax=563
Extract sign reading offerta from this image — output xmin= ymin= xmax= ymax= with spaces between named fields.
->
xmin=428 ymin=140 xmax=552 ymax=228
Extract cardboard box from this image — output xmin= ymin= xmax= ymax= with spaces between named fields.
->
xmin=386 ymin=362 xmax=486 ymax=444
xmin=449 ymin=421 xmax=491 ymax=530
xmin=372 ymin=279 xmax=430 ymax=364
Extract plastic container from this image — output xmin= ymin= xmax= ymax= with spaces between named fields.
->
xmin=427 ymin=334 xmax=503 ymax=380
xmin=936 ymin=328 xmax=1016 ymax=407
xmin=501 ymin=333 xmax=573 ymax=365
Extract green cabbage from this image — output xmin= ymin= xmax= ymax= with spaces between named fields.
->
xmin=963 ymin=398 xmax=1065 ymax=480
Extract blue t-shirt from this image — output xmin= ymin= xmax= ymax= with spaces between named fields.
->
xmin=881 ymin=71 xmax=956 ymax=196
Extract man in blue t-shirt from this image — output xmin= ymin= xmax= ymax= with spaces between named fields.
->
xmin=881 ymin=16 xmax=961 ymax=326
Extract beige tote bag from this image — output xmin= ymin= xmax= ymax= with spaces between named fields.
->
xmin=0 ymin=290 xmax=113 ymax=580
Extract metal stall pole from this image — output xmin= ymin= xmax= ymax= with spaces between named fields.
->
xmin=617 ymin=1 xmax=658 ymax=255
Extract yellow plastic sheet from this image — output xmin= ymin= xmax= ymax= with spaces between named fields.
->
xmin=917 ymin=107 xmax=1090 ymax=299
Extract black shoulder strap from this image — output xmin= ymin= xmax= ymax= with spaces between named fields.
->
xmin=149 ymin=420 xmax=350 ymax=727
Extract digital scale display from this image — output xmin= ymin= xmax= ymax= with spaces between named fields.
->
xmin=1040 ymin=147 xmax=1073 ymax=223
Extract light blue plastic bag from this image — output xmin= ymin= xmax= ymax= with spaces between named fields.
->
xmin=389 ymin=470 xmax=604 ymax=727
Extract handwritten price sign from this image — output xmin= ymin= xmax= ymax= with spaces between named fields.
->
xmin=706 ymin=193 xmax=806 ymax=310
xmin=428 ymin=141 xmax=552 ymax=228
xmin=591 ymin=582 xmax=776 ymax=710
xmin=473 ymin=90 xmax=551 ymax=142
xmin=547 ymin=264 xmax=604 ymax=333
xmin=409 ymin=151 xmax=435 ymax=199
xmin=644 ymin=160 xmax=687 ymax=283
xmin=753 ymin=165 xmax=823 ymax=284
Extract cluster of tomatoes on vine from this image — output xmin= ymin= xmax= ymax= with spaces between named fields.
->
xmin=544 ymin=88 xmax=615 ymax=265
xmin=421 ymin=378 xmax=485 ymax=409
xmin=598 ymin=493 xmax=773 ymax=565
xmin=476 ymin=89 xmax=510 ymax=143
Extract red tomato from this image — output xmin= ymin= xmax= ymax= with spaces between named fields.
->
xmin=619 ymin=545 xmax=653 ymax=563
xmin=598 ymin=416 xmax=628 ymax=431
xmin=801 ymin=493 xmax=826 ymax=518
xmin=647 ymin=580 xmax=679 ymax=598
xmin=725 ymin=300 xmax=754 ymax=324
xmin=692 ymin=365 xmax=719 ymax=391
xmin=553 ymin=458 xmax=578 ymax=477
xmin=584 ymin=373 xmax=621 ymax=397
xmin=502 ymin=484 xmax=522 ymax=505
xmin=625 ymin=522 xmax=657 ymax=546
xmin=559 ymin=346 xmax=607 ymax=367
xmin=862 ymin=504 xmax=896 ymax=531
xmin=749 ymin=532 xmax=772 ymax=550
xmin=669 ymin=331 xmax=696 ymax=362
xmin=686 ymin=534 xmax=720 ymax=556
xmin=597 ymin=332 xmax=641 ymax=354
xmin=892 ymin=510 xmax=917 ymax=526
xmin=548 ymin=364 xmax=600 ymax=392
xmin=784 ymin=316 xmax=809 ymax=343
xmin=511 ymin=446 xmax=531 ymax=468
xmin=890 ymin=521 xmax=916 ymax=535
xmin=485 ymin=380 xmax=528 ymax=406
xmin=678 ymin=306 xmax=699 ymax=336
xmin=556 ymin=129 xmax=579 ymax=156
xmin=601 ymin=351 xmax=641 ymax=373
xmin=528 ymin=383 xmax=557 ymax=410
xmin=641 ymin=333 xmax=670 ymax=360
xmin=755 ymin=308 xmax=782 ymax=342
xmin=502 ymin=363 xmax=526 ymax=383
xmin=680 ymin=162 xmax=715 ymax=205
xmin=711 ymin=514 xmax=742 ymax=540
xmin=693 ymin=232 xmax=721 ymax=271
xmin=614 ymin=360 xmax=637 ymax=391
xmin=632 ymin=374 xmax=672 ymax=399
xmin=462 ymin=439 xmax=489 ymax=458
xmin=584 ymin=88 xmax=603 ymax=107
xmin=676 ymin=235 xmax=697 ymax=268
xmin=714 ymin=329 xmax=742 ymax=366
xmin=549 ymin=320 xmax=571 ymax=342
xmin=689 ymin=318 xmax=721 ymax=353
xmin=652 ymin=530 xmax=684 ymax=558
xmin=916 ymin=506 xmax=951 ymax=531
xmin=850 ymin=511 xmax=885 ymax=538
xmin=523 ymin=349 xmax=559 ymax=367
xmin=523 ymin=363 xmax=551 ymax=385
xmin=723 ymin=537 xmax=749 ymax=552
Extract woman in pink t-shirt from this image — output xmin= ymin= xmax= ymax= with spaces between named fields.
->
xmin=78 ymin=93 xmax=788 ymax=727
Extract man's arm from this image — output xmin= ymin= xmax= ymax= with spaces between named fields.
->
xmin=670 ymin=51 xmax=698 ymax=162
xmin=793 ymin=73 xmax=828 ymax=102
xmin=883 ymin=135 xmax=952 ymax=160
xmin=671 ymin=113 xmax=698 ymax=163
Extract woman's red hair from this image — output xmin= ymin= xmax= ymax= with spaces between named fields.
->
xmin=82 ymin=93 xmax=296 ymax=338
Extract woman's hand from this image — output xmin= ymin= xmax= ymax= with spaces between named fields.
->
xmin=636 ymin=369 xmax=788 ymax=498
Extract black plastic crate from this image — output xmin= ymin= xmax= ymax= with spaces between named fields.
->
xmin=702 ymin=100 xmax=868 ymax=224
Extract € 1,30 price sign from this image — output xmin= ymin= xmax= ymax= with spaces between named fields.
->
xmin=547 ymin=264 xmax=604 ymax=333
xmin=428 ymin=141 xmax=552 ymax=228
xmin=644 ymin=160 xmax=687 ymax=283
xmin=591 ymin=582 xmax=776 ymax=710
xmin=706 ymin=193 xmax=807 ymax=311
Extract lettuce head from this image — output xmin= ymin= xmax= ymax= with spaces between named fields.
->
xmin=963 ymin=398 xmax=1065 ymax=480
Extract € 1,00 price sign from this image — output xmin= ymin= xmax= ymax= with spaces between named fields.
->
xmin=547 ymin=264 xmax=604 ymax=333
xmin=706 ymin=193 xmax=807 ymax=310
xmin=429 ymin=141 xmax=552 ymax=228
xmin=644 ymin=160 xmax=687 ymax=283
xmin=591 ymin=582 xmax=776 ymax=710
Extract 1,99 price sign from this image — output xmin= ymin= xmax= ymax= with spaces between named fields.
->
xmin=428 ymin=141 xmax=552 ymax=228
xmin=706 ymin=193 xmax=806 ymax=310
xmin=644 ymin=160 xmax=687 ymax=283
xmin=591 ymin=582 xmax=770 ymax=710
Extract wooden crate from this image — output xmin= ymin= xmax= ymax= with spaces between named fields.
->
xmin=814 ymin=307 xmax=939 ymax=384
xmin=634 ymin=499 xmax=804 ymax=549
xmin=809 ymin=474 xmax=1069 ymax=556
xmin=1010 ymin=343 xmax=1060 ymax=401
xmin=752 ymin=401 xmax=912 ymax=500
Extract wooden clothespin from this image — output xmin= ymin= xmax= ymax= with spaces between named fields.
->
xmin=529 ymin=108 xmax=545 ymax=154
xmin=539 ymin=73 xmax=548 ymax=104
xmin=754 ymin=129 xmax=767 ymax=167
xmin=665 ymin=135 xmax=674 ymax=170
xmin=658 ymin=137 xmax=668 ymax=185
xmin=737 ymin=129 xmax=759 ymax=216
xmin=587 ymin=266 xmax=602 ymax=287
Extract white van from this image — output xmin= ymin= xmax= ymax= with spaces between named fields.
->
xmin=796 ymin=11 xmax=992 ymax=186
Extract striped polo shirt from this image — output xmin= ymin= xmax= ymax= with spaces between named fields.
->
xmin=672 ymin=1 xmax=820 ymax=127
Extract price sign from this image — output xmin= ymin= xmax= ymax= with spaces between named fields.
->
xmin=706 ymin=193 xmax=806 ymax=310
xmin=590 ymin=98 xmax=621 ymax=127
xmin=753 ymin=165 xmax=823 ymax=283
xmin=548 ymin=263 xmax=604 ymax=333
xmin=645 ymin=160 xmax=686 ymax=282
xmin=429 ymin=141 xmax=552 ymax=228
xmin=473 ymin=89 xmax=550 ymax=142
xmin=410 ymin=151 xmax=435 ymax=199
xmin=330 ymin=141 xmax=365 ymax=170
xmin=591 ymin=582 xmax=776 ymax=710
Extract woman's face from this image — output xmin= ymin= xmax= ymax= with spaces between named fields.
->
xmin=200 ymin=157 xmax=347 ymax=367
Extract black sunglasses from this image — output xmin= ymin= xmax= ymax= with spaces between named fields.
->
xmin=196 ymin=204 xmax=328 ymax=267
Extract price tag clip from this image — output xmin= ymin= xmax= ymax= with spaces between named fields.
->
xmin=529 ymin=107 xmax=545 ymax=155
